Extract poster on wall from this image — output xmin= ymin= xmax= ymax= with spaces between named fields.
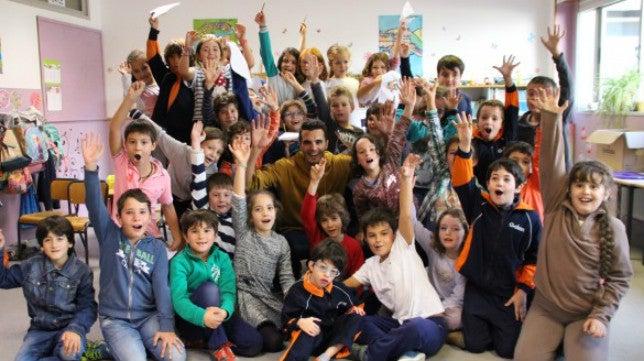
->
xmin=378 ymin=14 xmax=423 ymax=76
xmin=43 ymin=59 xmax=62 ymax=111
xmin=193 ymin=18 xmax=238 ymax=41
xmin=0 ymin=37 xmax=3 ymax=74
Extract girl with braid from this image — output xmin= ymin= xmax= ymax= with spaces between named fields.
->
xmin=514 ymin=88 xmax=633 ymax=361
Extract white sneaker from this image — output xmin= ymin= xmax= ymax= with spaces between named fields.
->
xmin=397 ymin=351 xmax=426 ymax=361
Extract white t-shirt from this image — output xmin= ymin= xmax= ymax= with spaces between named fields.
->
xmin=353 ymin=231 xmax=445 ymax=323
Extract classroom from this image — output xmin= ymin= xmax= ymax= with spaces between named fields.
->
xmin=1 ymin=0 xmax=644 ymax=360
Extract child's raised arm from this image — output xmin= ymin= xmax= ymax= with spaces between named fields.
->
xmin=110 ymin=81 xmax=145 ymax=156
xmin=493 ymin=55 xmax=519 ymax=88
xmin=454 ymin=111 xmax=473 ymax=154
xmin=235 ymin=23 xmax=255 ymax=70
xmin=178 ymin=31 xmax=199 ymax=82
xmin=398 ymin=153 xmax=422 ymax=245
xmin=245 ymin=114 xmax=278 ymax=185
xmin=231 ymin=131 xmax=252 ymax=197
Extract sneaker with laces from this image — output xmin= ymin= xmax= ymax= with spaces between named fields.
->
xmin=211 ymin=343 xmax=236 ymax=361
xmin=397 ymin=351 xmax=426 ymax=361
xmin=82 ymin=340 xmax=113 ymax=360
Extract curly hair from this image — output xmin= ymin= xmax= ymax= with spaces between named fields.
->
xmin=361 ymin=52 xmax=391 ymax=78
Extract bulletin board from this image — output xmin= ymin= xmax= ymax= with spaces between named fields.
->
xmin=36 ymin=17 xmax=106 ymax=122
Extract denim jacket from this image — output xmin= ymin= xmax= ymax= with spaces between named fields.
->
xmin=0 ymin=250 xmax=97 ymax=335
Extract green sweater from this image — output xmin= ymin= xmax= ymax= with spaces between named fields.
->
xmin=170 ymin=245 xmax=236 ymax=327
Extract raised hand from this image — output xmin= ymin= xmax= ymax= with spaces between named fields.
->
xmin=399 ymin=77 xmax=417 ymax=107
xmin=309 ymin=158 xmax=327 ymax=184
xmin=81 ymin=132 xmax=105 ymax=171
xmin=493 ymin=55 xmax=520 ymax=86
xmin=452 ymin=111 xmax=473 ymax=153
xmin=299 ymin=22 xmax=307 ymax=37
xmin=400 ymin=43 xmax=411 ymax=58
xmin=532 ymin=87 xmax=569 ymax=114
xmin=258 ymin=85 xmax=279 ymax=111
xmin=254 ymin=11 xmax=267 ymax=27
xmin=301 ymin=54 xmax=321 ymax=83
xmin=148 ymin=14 xmax=159 ymax=30
xmin=229 ymin=136 xmax=251 ymax=165
xmin=190 ymin=121 xmax=205 ymax=150
xmin=118 ymin=61 xmax=131 ymax=75
xmin=541 ymin=25 xmax=565 ymax=58
xmin=234 ymin=23 xmax=247 ymax=41
xmin=420 ymin=78 xmax=437 ymax=110
xmin=444 ymin=88 xmax=462 ymax=110
xmin=250 ymin=113 xmax=276 ymax=150
xmin=378 ymin=100 xmax=396 ymax=136
xmin=185 ymin=30 xmax=199 ymax=48
xmin=400 ymin=153 xmax=422 ymax=180
xmin=127 ymin=81 xmax=146 ymax=101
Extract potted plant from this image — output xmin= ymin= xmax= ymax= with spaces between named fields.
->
xmin=597 ymin=69 xmax=640 ymax=128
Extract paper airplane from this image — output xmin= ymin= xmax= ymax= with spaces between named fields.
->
xmin=150 ymin=2 xmax=180 ymax=19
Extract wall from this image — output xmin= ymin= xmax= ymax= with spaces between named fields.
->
xmin=100 ymin=0 xmax=556 ymax=114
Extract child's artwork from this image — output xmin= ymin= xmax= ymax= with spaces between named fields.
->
xmin=43 ymin=59 xmax=62 ymax=111
xmin=0 ymin=37 xmax=3 ymax=74
xmin=379 ymin=14 xmax=423 ymax=76
xmin=193 ymin=18 xmax=237 ymax=42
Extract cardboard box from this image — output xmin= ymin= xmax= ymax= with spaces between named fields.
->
xmin=587 ymin=130 xmax=644 ymax=171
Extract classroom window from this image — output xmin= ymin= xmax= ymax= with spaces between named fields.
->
xmin=576 ymin=0 xmax=643 ymax=110
xmin=9 ymin=0 xmax=89 ymax=18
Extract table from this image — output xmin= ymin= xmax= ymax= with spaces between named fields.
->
xmin=614 ymin=176 xmax=644 ymax=264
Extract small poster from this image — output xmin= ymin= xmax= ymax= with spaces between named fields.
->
xmin=193 ymin=18 xmax=237 ymax=41
xmin=43 ymin=59 xmax=62 ymax=111
xmin=0 ymin=37 xmax=3 ymax=74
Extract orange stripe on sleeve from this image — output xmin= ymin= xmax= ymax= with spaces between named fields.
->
xmin=516 ymin=264 xmax=536 ymax=289
xmin=147 ymin=39 xmax=160 ymax=61
xmin=451 ymin=154 xmax=474 ymax=187
xmin=455 ymin=230 xmax=474 ymax=272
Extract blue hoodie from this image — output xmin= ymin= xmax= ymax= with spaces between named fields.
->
xmin=85 ymin=168 xmax=174 ymax=331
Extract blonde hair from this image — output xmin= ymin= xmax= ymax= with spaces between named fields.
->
xmin=327 ymin=44 xmax=351 ymax=78
xmin=195 ymin=34 xmax=223 ymax=66
xmin=328 ymin=85 xmax=354 ymax=108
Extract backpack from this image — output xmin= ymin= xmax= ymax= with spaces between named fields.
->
xmin=43 ymin=124 xmax=64 ymax=167
xmin=18 ymin=123 xmax=49 ymax=163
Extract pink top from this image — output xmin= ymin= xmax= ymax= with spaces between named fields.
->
xmin=111 ymin=150 xmax=173 ymax=238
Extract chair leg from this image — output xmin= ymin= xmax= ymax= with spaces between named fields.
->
xmin=78 ymin=231 xmax=89 ymax=264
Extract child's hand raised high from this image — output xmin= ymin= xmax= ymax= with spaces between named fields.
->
xmin=301 ymin=54 xmax=321 ymax=83
xmin=444 ymin=88 xmax=462 ymax=111
xmin=81 ymin=132 xmax=105 ymax=171
xmin=541 ymin=25 xmax=565 ymax=58
xmin=126 ymin=81 xmax=146 ymax=102
xmin=309 ymin=158 xmax=327 ymax=184
xmin=229 ymin=134 xmax=251 ymax=166
xmin=400 ymin=153 xmax=422 ymax=181
xmin=258 ymin=85 xmax=279 ymax=112
xmin=254 ymin=11 xmax=267 ymax=26
xmin=148 ymin=13 xmax=159 ymax=30
xmin=453 ymin=111 xmax=473 ymax=154
xmin=493 ymin=55 xmax=520 ymax=87
xmin=185 ymin=30 xmax=198 ymax=49
xmin=250 ymin=113 xmax=277 ymax=151
xmin=377 ymin=100 xmax=396 ymax=136
xmin=399 ymin=77 xmax=417 ymax=107
xmin=118 ymin=61 xmax=131 ymax=75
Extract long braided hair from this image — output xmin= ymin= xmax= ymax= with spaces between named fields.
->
xmin=567 ymin=160 xmax=614 ymax=301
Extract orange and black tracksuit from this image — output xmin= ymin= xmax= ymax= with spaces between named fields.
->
xmin=280 ymin=272 xmax=363 ymax=361
xmin=147 ymin=27 xmax=194 ymax=144
xmin=452 ymin=149 xmax=541 ymax=359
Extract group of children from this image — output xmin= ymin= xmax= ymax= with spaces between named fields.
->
xmin=0 ymin=8 xmax=635 ymax=361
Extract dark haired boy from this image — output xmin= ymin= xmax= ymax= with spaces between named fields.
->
xmin=281 ymin=240 xmax=363 ymax=361
xmin=451 ymin=114 xmax=541 ymax=359
xmin=503 ymin=141 xmax=544 ymax=221
xmin=436 ymin=54 xmax=472 ymax=117
xmin=519 ymin=26 xmax=574 ymax=170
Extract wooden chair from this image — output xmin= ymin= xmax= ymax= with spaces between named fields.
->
xmin=17 ymin=178 xmax=76 ymax=258
xmin=66 ymin=180 xmax=108 ymax=264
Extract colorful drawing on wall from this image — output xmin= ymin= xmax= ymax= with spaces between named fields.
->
xmin=43 ymin=59 xmax=62 ymax=111
xmin=379 ymin=14 xmax=423 ymax=76
xmin=193 ymin=18 xmax=238 ymax=41
xmin=0 ymin=89 xmax=9 ymax=110
xmin=0 ymin=37 xmax=3 ymax=74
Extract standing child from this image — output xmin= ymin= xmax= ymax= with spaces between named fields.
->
xmin=81 ymin=133 xmax=185 ymax=361
xmin=452 ymin=112 xmax=541 ymax=358
xmin=0 ymin=220 xmax=97 ymax=361
xmin=514 ymin=89 xmax=632 ymax=361
xmin=170 ymin=209 xmax=262 ymax=360
xmin=435 ymin=55 xmax=472 ymax=118
xmin=230 ymin=135 xmax=296 ymax=352
xmin=302 ymin=158 xmax=365 ymax=278
xmin=281 ymin=240 xmax=364 ymax=361
xmin=118 ymin=49 xmax=159 ymax=117
xmin=345 ymin=154 xmax=447 ymax=361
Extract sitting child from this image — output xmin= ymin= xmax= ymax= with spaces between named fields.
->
xmin=281 ymin=240 xmax=364 ymax=361
xmin=345 ymin=154 xmax=447 ymax=361
xmin=81 ymin=132 xmax=186 ymax=361
xmin=170 ymin=209 xmax=262 ymax=359
xmin=0 ymin=218 xmax=97 ymax=361
xmin=503 ymin=141 xmax=544 ymax=221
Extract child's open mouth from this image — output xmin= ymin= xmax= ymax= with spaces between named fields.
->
xmin=134 ymin=154 xmax=142 ymax=161
xmin=494 ymin=190 xmax=504 ymax=196
xmin=484 ymin=127 xmax=493 ymax=135
xmin=133 ymin=225 xmax=144 ymax=230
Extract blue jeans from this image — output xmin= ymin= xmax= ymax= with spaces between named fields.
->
xmin=100 ymin=314 xmax=186 ymax=361
xmin=16 ymin=328 xmax=86 ymax=361
xmin=357 ymin=315 xmax=447 ymax=361
xmin=175 ymin=282 xmax=262 ymax=357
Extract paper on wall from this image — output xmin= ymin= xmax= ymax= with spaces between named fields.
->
xmin=400 ymin=1 xmax=415 ymax=20
xmin=150 ymin=2 xmax=180 ymax=19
